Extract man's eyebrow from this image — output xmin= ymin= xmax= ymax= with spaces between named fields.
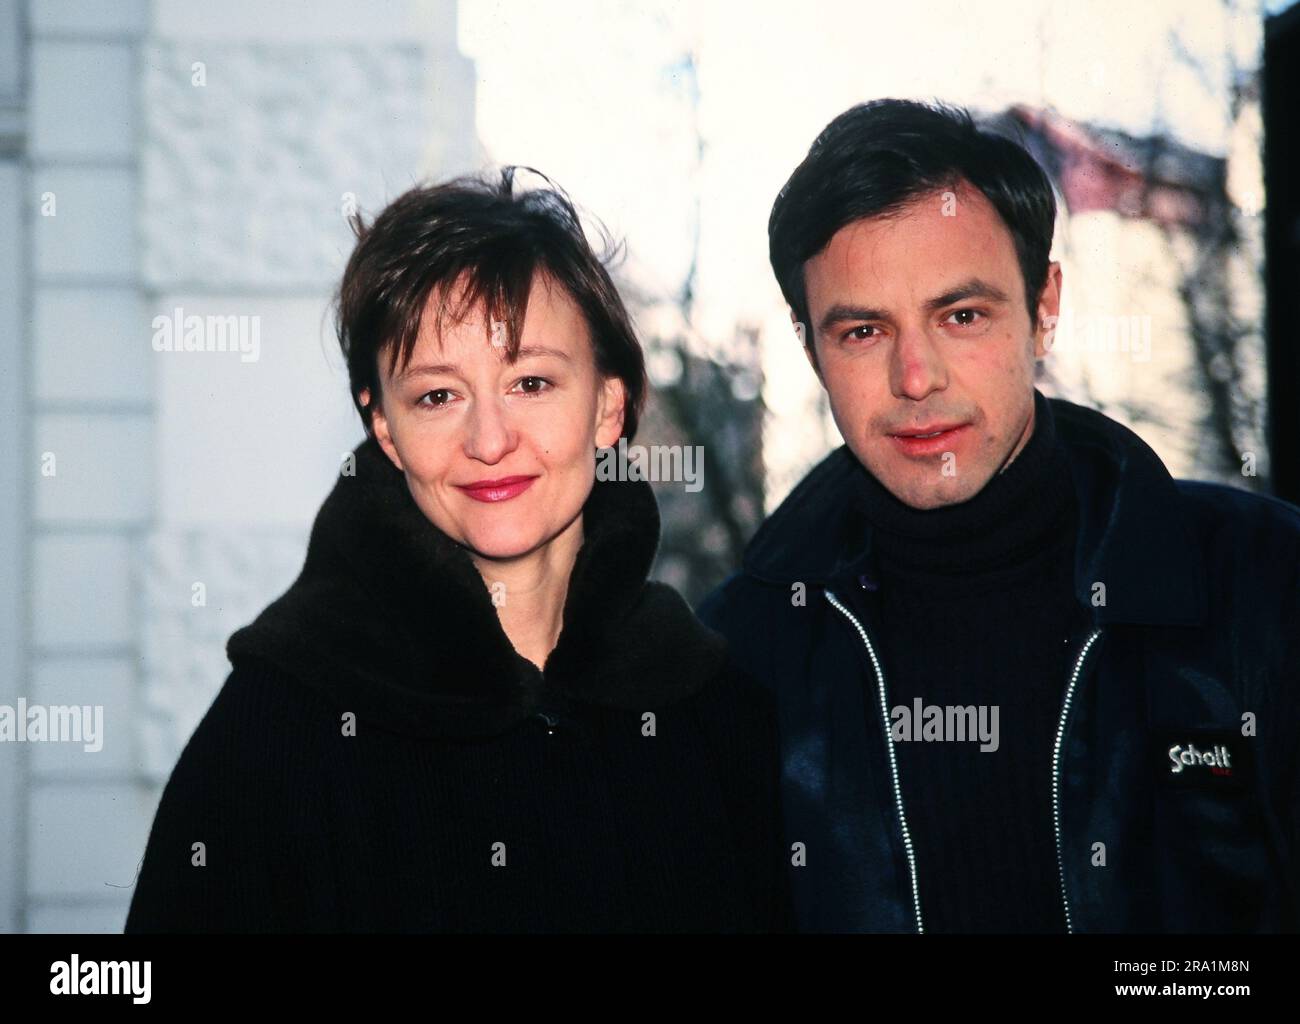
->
xmin=921 ymin=278 xmax=1010 ymax=312
xmin=817 ymin=278 xmax=1011 ymax=333
xmin=819 ymin=303 xmax=889 ymax=333
xmin=393 ymin=345 xmax=571 ymax=383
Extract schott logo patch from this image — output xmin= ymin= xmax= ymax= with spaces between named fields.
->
xmin=1168 ymin=743 xmax=1233 ymax=776
xmin=1154 ymin=730 xmax=1248 ymax=791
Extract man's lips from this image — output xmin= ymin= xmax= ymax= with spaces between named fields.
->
xmin=887 ymin=423 xmax=970 ymax=456
xmin=455 ymin=475 xmax=538 ymax=502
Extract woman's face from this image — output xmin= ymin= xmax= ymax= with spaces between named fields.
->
xmin=366 ymin=272 xmax=626 ymax=564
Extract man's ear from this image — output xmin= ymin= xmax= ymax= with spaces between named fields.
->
xmin=595 ymin=375 xmax=626 ymax=449
xmin=363 ymin=386 xmax=404 ymax=471
xmin=794 ymin=309 xmax=824 ymax=385
xmin=1033 ymin=261 xmax=1063 ymax=359
xmin=802 ymin=342 xmax=824 ymax=384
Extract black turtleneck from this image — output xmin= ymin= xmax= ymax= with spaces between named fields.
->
xmin=849 ymin=388 xmax=1084 ymax=933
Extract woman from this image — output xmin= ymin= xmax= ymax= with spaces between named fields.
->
xmin=124 ymin=167 xmax=792 ymax=933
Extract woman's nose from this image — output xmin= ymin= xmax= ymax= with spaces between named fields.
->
xmin=463 ymin=397 xmax=518 ymax=463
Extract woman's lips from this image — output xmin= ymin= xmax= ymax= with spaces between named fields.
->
xmin=456 ymin=475 xmax=538 ymax=502
xmin=888 ymin=423 xmax=970 ymax=457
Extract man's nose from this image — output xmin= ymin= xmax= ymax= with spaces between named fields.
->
xmin=889 ymin=324 xmax=948 ymax=401
xmin=463 ymin=396 xmax=518 ymax=464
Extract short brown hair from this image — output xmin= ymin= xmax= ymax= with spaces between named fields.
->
xmin=334 ymin=166 xmax=648 ymax=440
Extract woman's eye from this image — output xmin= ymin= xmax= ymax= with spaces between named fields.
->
xmin=513 ymin=376 xmax=552 ymax=396
xmin=417 ymin=389 xmax=453 ymax=408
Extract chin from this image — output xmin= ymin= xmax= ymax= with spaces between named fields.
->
xmin=460 ymin=525 xmax=549 ymax=562
xmin=880 ymin=470 xmax=982 ymax=510
xmin=904 ymin=491 xmax=963 ymax=511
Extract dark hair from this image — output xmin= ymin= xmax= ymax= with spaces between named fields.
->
xmin=768 ymin=98 xmax=1057 ymax=350
xmin=335 ymin=166 xmax=647 ymax=441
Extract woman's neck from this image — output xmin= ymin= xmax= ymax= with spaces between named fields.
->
xmin=469 ymin=512 xmax=585 ymax=671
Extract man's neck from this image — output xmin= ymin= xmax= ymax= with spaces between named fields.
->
xmin=996 ymin=399 xmax=1037 ymax=475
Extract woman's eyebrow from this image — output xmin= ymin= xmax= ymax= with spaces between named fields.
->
xmin=395 ymin=362 xmax=458 ymax=382
xmin=514 ymin=345 xmax=572 ymax=362
xmin=392 ymin=345 xmax=572 ymax=382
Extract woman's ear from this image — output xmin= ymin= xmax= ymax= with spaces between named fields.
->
xmin=594 ymin=375 xmax=626 ymax=449
xmin=362 ymin=386 xmax=404 ymax=471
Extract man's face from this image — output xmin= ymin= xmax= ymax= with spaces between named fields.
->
xmin=802 ymin=181 xmax=1061 ymax=509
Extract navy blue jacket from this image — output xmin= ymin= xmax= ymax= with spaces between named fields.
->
xmin=697 ymin=394 xmax=1300 ymax=932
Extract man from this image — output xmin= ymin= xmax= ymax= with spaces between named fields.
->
xmin=697 ymin=98 xmax=1300 ymax=933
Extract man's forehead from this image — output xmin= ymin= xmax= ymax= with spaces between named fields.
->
xmin=827 ymin=186 xmax=1003 ymax=251
xmin=809 ymin=191 xmax=1016 ymax=292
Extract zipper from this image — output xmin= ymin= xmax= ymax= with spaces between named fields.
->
xmin=824 ymin=588 xmax=924 ymax=933
xmin=829 ymin=583 xmax=1106 ymax=935
xmin=1052 ymin=626 xmax=1103 ymax=934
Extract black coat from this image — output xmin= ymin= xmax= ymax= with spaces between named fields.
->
xmin=125 ymin=437 xmax=792 ymax=933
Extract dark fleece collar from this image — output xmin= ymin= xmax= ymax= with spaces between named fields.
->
xmin=226 ymin=436 xmax=728 ymax=739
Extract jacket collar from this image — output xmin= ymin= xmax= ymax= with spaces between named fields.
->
xmin=226 ymin=436 xmax=727 ymax=739
xmin=742 ymin=390 xmax=1207 ymax=627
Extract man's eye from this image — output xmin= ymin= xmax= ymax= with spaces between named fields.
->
xmin=844 ymin=325 xmax=880 ymax=341
xmin=947 ymin=309 xmax=985 ymax=326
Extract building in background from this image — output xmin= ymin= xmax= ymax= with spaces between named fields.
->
xmin=1001 ymin=97 xmax=1268 ymax=488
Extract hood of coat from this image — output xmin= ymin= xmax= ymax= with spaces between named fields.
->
xmin=226 ymin=435 xmax=729 ymax=739
xmin=740 ymin=389 xmax=1208 ymax=628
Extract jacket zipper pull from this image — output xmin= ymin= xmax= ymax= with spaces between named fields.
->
xmin=535 ymin=709 xmax=561 ymax=735
xmin=518 ymin=656 xmax=560 ymax=735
